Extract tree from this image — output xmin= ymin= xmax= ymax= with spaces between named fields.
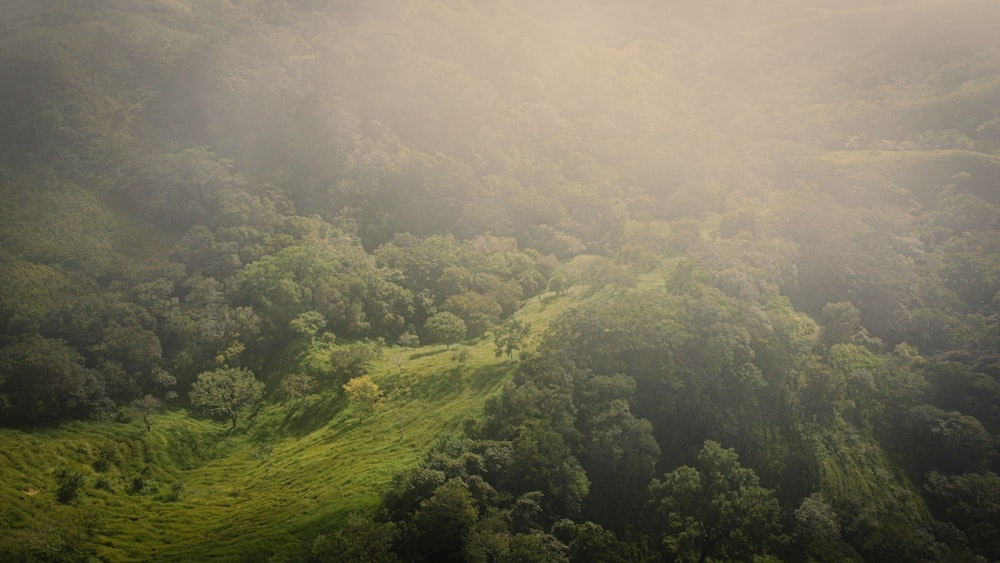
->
xmin=409 ymin=479 xmax=479 ymax=562
xmin=547 ymin=270 xmax=569 ymax=295
xmin=578 ymin=399 xmax=661 ymax=532
xmin=504 ymin=423 xmax=590 ymax=522
xmin=342 ymin=376 xmax=384 ymax=420
xmin=505 ymin=532 xmax=569 ymax=563
xmin=793 ymin=493 xmax=857 ymax=562
xmin=551 ymin=520 xmax=633 ymax=563
xmin=0 ymin=335 xmax=108 ymax=424
xmin=397 ymin=331 xmax=420 ymax=348
xmin=925 ymin=471 xmax=1000 ymax=560
xmin=819 ymin=301 xmax=862 ymax=348
xmin=424 ymin=312 xmax=467 ymax=349
xmin=493 ymin=318 xmax=531 ymax=359
xmin=310 ymin=513 xmax=400 ymax=563
xmin=650 ymin=440 xmax=783 ymax=562
xmin=290 ymin=311 xmax=327 ymax=345
xmin=189 ymin=367 xmax=263 ymax=428
xmin=130 ymin=394 xmax=161 ymax=432
xmin=443 ymin=292 xmax=502 ymax=337
xmin=280 ymin=373 xmax=316 ymax=405
xmin=54 ymin=467 xmax=86 ymax=504
xmin=329 ymin=340 xmax=382 ymax=382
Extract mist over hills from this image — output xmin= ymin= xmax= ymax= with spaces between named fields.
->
xmin=1 ymin=1 xmax=998 ymax=561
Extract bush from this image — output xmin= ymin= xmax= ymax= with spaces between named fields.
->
xmin=92 ymin=442 xmax=119 ymax=472
xmin=160 ymin=482 xmax=184 ymax=502
xmin=94 ymin=476 xmax=116 ymax=492
xmin=55 ymin=468 xmax=86 ymax=503
xmin=129 ymin=475 xmax=159 ymax=495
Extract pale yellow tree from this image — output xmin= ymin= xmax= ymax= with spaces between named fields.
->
xmin=342 ymin=376 xmax=384 ymax=421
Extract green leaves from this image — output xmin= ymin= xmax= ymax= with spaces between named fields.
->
xmin=188 ymin=367 xmax=262 ymax=428
xmin=651 ymin=441 xmax=784 ymax=562
xmin=342 ymin=375 xmax=384 ymax=420
xmin=493 ymin=318 xmax=531 ymax=359
xmin=424 ymin=312 xmax=467 ymax=349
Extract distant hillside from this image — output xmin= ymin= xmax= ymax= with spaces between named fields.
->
xmin=1 ymin=1 xmax=998 ymax=561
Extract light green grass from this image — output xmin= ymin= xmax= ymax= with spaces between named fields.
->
xmin=0 ymin=290 xmax=585 ymax=561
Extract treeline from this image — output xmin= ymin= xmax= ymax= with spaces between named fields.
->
xmin=0 ymin=160 xmax=556 ymax=422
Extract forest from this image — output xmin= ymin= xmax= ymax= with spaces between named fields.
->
xmin=0 ymin=0 xmax=998 ymax=561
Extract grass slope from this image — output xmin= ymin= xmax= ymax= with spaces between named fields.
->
xmin=0 ymin=289 xmax=582 ymax=561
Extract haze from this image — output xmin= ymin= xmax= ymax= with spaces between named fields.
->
xmin=1 ymin=1 xmax=998 ymax=561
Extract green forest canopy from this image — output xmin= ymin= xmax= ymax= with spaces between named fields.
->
xmin=0 ymin=0 xmax=998 ymax=561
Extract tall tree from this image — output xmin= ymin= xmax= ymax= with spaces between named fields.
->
xmin=189 ymin=367 xmax=263 ymax=428
xmin=424 ymin=312 xmax=467 ymax=349
xmin=493 ymin=318 xmax=531 ymax=359
xmin=650 ymin=440 xmax=783 ymax=562
xmin=342 ymin=375 xmax=384 ymax=421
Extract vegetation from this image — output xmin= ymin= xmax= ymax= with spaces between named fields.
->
xmin=1 ymin=0 xmax=999 ymax=561
xmin=189 ymin=367 xmax=264 ymax=429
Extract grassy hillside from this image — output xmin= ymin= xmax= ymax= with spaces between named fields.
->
xmin=0 ymin=288 xmax=581 ymax=561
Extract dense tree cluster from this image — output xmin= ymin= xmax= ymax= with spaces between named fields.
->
xmin=1 ymin=1 xmax=999 ymax=560
xmin=362 ymin=263 xmax=998 ymax=560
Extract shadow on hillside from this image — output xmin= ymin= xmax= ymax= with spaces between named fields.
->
xmin=409 ymin=365 xmax=467 ymax=398
xmin=540 ymin=293 xmax=563 ymax=307
xmin=471 ymin=362 xmax=512 ymax=391
xmin=408 ymin=360 xmax=513 ymax=400
xmin=282 ymin=393 xmax=344 ymax=437
xmin=408 ymin=347 xmax=447 ymax=360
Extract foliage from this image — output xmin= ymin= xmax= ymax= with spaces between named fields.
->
xmin=130 ymin=393 xmax=161 ymax=432
xmin=280 ymin=373 xmax=317 ymax=404
xmin=310 ymin=514 xmax=400 ymax=563
xmin=408 ymin=479 xmax=479 ymax=561
xmin=0 ymin=0 xmax=999 ymax=560
xmin=492 ymin=318 xmax=531 ymax=359
xmin=924 ymin=471 xmax=1000 ymax=560
xmin=342 ymin=376 xmax=385 ymax=420
xmin=650 ymin=441 xmax=784 ymax=562
xmin=290 ymin=311 xmax=327 ymax=344
xmin=0 ymin=335 xmax=109 ymax=424
xmin=188 ymin=367 xmax=263 ymax=428
xmin=424 ymin=312 xmax=467 ymax=349
xmin=54 ymin=467 xmax=87 ymax=504
xmin=328 ymin=340 xmax=382 ymax=383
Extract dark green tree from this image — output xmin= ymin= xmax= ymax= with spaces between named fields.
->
xmin=925 ymin=471 xmax=1000 ymax=560
xmin=328 ymin=340 xmax=382 ymax=382
xmin=409 ymin=479 xmax=479 ymax=562
xmin=0 ymin=335 xmax=108 ymax=424
xmin=424 ymin=312 xmax=467 ymax=349
xmin=310 ymin=513 xmax=400 ymax=563
xmin=290 ymin=311 xmax=327 ymax=345
xmin=493 ymin=318 xmax=531 ymax=359
xmin=650 ymin=440 xmax=784 ymax=562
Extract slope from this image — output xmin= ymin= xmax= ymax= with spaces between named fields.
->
xmin=0 ymin=287 xmax=582 ymax=562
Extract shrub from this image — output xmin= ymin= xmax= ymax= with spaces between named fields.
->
xmin=55 ymin=468 xmax=86 ymax=503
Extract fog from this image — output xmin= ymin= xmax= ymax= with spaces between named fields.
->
xmin=1 ymin=2 xmax=999 ymax=560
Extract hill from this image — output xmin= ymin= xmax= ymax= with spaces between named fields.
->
xmin=1 ymin=1 xmax=998 ymax=561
